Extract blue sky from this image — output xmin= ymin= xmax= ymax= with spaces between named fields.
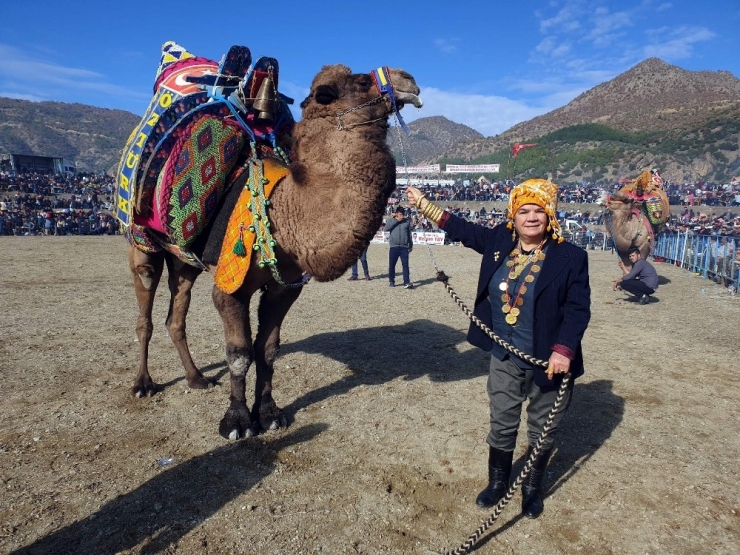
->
xmin=1 ymin=0 xmax=739 ymax=137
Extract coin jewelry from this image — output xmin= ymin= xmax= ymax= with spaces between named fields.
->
xmin=501 ymin=240 xmax=546 ymax=325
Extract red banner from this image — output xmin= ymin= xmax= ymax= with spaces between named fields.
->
xmin=511 ymin=143 xmax=538 ymax=157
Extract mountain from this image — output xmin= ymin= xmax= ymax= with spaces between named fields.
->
xmin=2 ymin=57 xmax=739 ymax=182
xmin=0 ymin=98 xmax=140 ymax=174
xmin=0 ymin=97 xmax=478 ymax=176
xmin=432 ymin=58 xmax=740 ymax=183
xmin=387 ymin=115 xmax=484 ymax=166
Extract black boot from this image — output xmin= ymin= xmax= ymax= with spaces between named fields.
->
xmin=521 ymin=445 xmax=554 ymax=518
xmin=475 ymin=447 xmax=513 ymax=508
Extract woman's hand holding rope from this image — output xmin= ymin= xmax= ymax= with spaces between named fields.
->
xmin=547 ymin=351 xmax=570 ymax=380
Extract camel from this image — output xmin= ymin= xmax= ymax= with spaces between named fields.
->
xmin=601 ymin=170 xmax=669 ymax=269
xmin=601 ymin=190 xmax=654 ymax=268
xmin=126 ymin=63 xmax=422 ymax=439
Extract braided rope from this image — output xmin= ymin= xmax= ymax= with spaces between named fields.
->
xmin=424 ymin=244 xmax=572 ymax=555
xmin=440 ymin=375 xmax=570 ymax=555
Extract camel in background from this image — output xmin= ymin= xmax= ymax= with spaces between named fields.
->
xmin=601 ymin=170 xmax=669 ymax=268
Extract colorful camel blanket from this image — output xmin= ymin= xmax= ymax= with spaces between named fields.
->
xmin=117 ymin=41 xmax=294 ymax=269
xmin=618 ymin=170 xmax=670 ymax=227
xmin=214 ymin=158 xmax=289 ymax=293
xmin=116 ymin=42 xmax=223 ymax=226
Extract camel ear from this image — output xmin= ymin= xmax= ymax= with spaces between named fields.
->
xmin=313 ymin=84 xmax=338 ymax=105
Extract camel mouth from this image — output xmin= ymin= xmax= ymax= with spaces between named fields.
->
xmin=394 ymin=91 xmax=423 ymax=109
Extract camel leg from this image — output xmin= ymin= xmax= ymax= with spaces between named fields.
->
xmin=163 ymin=256 xmax=211 ymax=389
xmin=128 ymin=245 xmax=164 ymax=397
xmin=213 ymin=285 xmax=257 ymax=440
xmin=253 ymin=284 xmax=304 ymax=431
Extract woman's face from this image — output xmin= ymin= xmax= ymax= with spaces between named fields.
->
xmin=513 ymin=204 xmax=548 ymax=243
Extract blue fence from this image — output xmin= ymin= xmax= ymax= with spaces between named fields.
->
xmin=653 ymin=232 xmax=738 ymax=291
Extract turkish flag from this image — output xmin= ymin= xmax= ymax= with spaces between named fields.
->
xmin=512 ymin=143 xmax=538 ymax=157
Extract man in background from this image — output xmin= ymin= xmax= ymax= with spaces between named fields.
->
xmin=386 ymin=206 xmax=414 ymax=288
xmin=614 ymin=247 xmax=659 ymax=304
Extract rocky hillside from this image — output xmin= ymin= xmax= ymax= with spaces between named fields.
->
xmin=435 ymin=58 xmax=740 ymax=183
xmin=0 ymin=98 xmax=140 ymax=174
xmin=386 ymin=115 xmax=483 ymax=166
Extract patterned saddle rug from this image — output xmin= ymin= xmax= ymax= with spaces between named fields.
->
xmin=116 ymin=41 xmax=294 ymax=269
xmin=618 ymin=169 xmax=669 ymax=227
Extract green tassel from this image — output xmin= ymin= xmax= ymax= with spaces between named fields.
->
xmin=233 ymin=237 xmax=246 ymax=257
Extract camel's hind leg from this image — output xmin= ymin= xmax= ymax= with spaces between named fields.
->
xmin=163 ymin=256 xmax=211 ymax=389
xmin=253 ymin=283 xmax=303 ymax=431
xmin=129 ymin=245 xmax=165 ymax=397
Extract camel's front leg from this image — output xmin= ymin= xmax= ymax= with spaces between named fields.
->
xmin=163 ymin=257 xmax=212 ymax=389
xmin=129 ymin=245 xmax=164 ymax=397
xmin=253 ymin=284 xmax=303 ymax=431
xmin=213 ymin=286 xmax=257 ymax=439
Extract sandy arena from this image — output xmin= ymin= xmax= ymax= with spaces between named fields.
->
xmin=1 ymin=236 xmax=738 ymax=554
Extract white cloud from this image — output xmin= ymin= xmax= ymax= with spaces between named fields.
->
xmin=434 ymin=38 xmax=461 ymax=54
xmin=642 ymin=26 xmax=716 ymax=60
xmin=0 ymin=91 xmax=46 ymax=102
xmin=399 ymin=87 xmax=554 ymax=137
xmin=539 ymin=0 xmax=584 ymax=33
xmin=535 ymin=36 xmax=572 ymax=58
xmin=0 ymin=43 xmax=148 ymax=106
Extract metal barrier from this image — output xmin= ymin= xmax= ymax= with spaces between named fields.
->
xmin=654 ymin=232 xmax=738 ymax=292
xmin=563 ymin=230 xmax=614 ymax=252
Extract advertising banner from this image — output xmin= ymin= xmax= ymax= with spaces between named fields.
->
xmin=445 ymin=164 xmax=500 ymax=173
xmin=371 ymin=231 xmax=446 ymax=245
xmin=396 ymin=164 xmax=441 ymax=174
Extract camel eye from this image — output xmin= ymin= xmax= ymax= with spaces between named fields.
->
xmin=313 ymin=84 xmax=338 ymax=105
xmin=356 ymin=74 xmax=373 ymax=90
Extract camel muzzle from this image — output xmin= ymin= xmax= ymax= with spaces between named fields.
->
xmin=370 ymin=66 xmax=422 ymax=135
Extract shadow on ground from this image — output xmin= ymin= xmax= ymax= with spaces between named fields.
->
xmin=280 ymin=319 xmax=489 ymax=416
xmin=11 ymin=424 xmax=327 ymax=555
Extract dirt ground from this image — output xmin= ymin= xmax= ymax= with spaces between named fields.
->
xmin=1 ymin=236 xmax=738 ymax=555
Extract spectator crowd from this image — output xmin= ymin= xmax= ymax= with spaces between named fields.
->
xmin=0 ymin=171 xmax=119 ymax=236
xmin=2 ymin=171 xmax=739 ymax=239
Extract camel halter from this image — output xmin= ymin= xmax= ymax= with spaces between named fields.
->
xmin=335 ymin=67 xmax=411 ymax=134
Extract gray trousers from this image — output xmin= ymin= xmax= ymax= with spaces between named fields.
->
xmin=486 ymin=355 xmax=573 ymax=451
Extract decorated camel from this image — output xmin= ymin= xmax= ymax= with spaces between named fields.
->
xmin=117 ymin=43 xmax=421 ymax=439
xmin=601 ymin=169 xmax=670 ymax=268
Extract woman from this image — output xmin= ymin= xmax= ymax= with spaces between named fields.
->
xmin=406 ymin=179 xmax=591 ymax=518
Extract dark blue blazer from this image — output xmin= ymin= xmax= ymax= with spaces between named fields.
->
xmin=441 ymin=214 xmax=591 ymax=388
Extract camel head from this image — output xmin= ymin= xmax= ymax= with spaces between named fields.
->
xmin=299 ymin=65 xmax=422 ymax=131
xmin=601 ymin=190 xmax=634 ymax=214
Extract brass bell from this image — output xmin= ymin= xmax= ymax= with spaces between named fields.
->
xmin=252 ymin=75 xmax=277 ymax=121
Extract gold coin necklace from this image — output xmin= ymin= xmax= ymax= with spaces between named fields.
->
xmin=501 ymin=240 xmax=546 ymax=325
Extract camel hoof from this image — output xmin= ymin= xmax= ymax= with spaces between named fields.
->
xmin=219 ymin=405 xmax=254 ymax=440
xmin=132 ymin=386 xmax=156 ymax=398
